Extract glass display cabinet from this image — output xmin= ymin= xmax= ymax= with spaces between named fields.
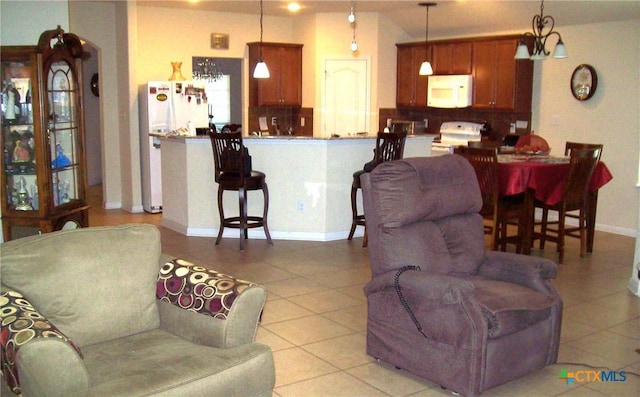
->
xmin=1 ymin=26 xmax=89 ymax=241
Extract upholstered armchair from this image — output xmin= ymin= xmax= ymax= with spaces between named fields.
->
xmin=0 ymin=224 xmax=275 ymax=397
xmin=361 ymin=156 xmax=562 ymax=397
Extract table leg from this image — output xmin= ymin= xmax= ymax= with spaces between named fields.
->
xmin=520 ymin=188 xmax=535 ymax=255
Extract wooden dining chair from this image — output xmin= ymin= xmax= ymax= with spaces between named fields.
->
xmin=537 ymin=147 xmax=602 ymax=263
xmin=454 ymin=146 xmax=524 ymax=251
xmin=565 ymin=141 xmax=603 ymax=159
xmin=210 ymin=131 xmax=273 ymax=251
xmin=348 ymin=131 xmax=407 ymax=247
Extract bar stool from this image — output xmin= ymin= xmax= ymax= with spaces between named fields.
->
xmin=348 ymin=131 xmax=406 ymax=247
xmin=209 ymin=131 xmax=273 ymax=251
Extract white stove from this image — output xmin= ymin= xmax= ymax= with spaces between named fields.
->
xmin=431 ymin=121 xmax=483 ymax=156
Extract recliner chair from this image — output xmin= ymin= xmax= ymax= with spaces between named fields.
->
xmin=361 ymin=155 xmax=562 ymax=397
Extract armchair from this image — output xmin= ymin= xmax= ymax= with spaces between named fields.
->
xmin=361 ymin=156 xmax=562 ymax=397
xmin=1 ymin=224 xmax=274 ymax=397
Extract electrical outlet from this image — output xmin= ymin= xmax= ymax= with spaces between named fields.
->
xmin=271 ymin=117 xmax=277 ymax=125
xmin=297 ymin=200 xmax=304 ymax=213
xmin=300 ymin=117 xmax=305 ymax=127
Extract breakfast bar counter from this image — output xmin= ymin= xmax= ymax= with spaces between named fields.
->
xmin=159 ymin=134 xmax=435 ymax=240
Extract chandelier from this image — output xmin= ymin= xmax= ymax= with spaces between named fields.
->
xmin=515 ymin=0 xmax=567 ymax=61
xmin=192 ymin=58 xmax=223 ymax=82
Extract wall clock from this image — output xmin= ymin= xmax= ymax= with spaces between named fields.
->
xmin=571 ymin=64 xmax=597 ymax=101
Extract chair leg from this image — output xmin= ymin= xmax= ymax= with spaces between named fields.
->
xmin=348 ymin=184 xmax=359 ymax=240
xmin=539 ymin=208 xmax=549 ymax=249
xmin=579 ymin=209 xmax=587 ymax=258
xmin=362 ymin=225 xmax=368 ymax=247
xmin=557 ymin=209 xmax=565 ymax=264
xmin=216 ymin=187 xmax=225 ymax=245
xmin=239 ymin=187 xmax=247 ymax=251
xmin=262 ymin=183 xmax=273 ymax=245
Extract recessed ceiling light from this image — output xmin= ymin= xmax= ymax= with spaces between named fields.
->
xmin=288 ymin=2 xmax=301 ymax=12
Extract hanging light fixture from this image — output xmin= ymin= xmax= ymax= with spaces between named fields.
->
xmin=349 ymin=2 xmax=358 ymax=52
xmin=419 ymin=2 xmax=436 ymax=76
xmin=253 ymin=0 xmax=270 ymax=78
xmin=347 ymin=2 xmax=356 ymax=23
xmin=192 ymin=57 xmax=223 ymax=82
xmin=514 ymin=0 xmax=567 ymax=60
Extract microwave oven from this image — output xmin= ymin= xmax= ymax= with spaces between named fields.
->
xmin=390 ymin=120 xmax=426 ymax=135
xmin=427 ymin=75 xmax=473 ymax=108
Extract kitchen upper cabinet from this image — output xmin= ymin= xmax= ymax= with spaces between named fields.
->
xmin=472 ymin=37 xmax=533 ymax=111
xmin=396 ymin=43 xmax=429 ymax=107
xmin=432 ymin=42 xmax=472 ymax=75
xmin=248 ymin=42 xmax=303 ymax=106
xmin=1 ymin=27 xmax=89 ymax=241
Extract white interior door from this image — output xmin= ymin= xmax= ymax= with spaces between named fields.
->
xmin=323 ymin=58 xmax=369 ymax=137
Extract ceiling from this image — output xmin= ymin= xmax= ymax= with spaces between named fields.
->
xmin=137 ymin=0 xmax=640 ymax=39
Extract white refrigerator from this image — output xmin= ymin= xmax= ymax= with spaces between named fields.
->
xmin=140 ymin=81 xmax=210 ymax=213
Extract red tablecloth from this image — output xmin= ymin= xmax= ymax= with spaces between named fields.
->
xmin=498 ymin=158 xmax=613 ymax=205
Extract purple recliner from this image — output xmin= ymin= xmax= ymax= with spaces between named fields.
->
xmin=361 ymin=155 xmax=562 ymax=397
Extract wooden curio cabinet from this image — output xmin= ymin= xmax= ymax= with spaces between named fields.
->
xmin=1 ymin=26 xmax=89 ymax=241
xmin=396 ymin=43 xmax=429 ymax=108
xmin=248 ymin=42 xmax=303 ymax=106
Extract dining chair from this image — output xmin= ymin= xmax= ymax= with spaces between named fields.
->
xmin=537 ymin=147 xmax=602 ymax=263
xmin=565 ymin=141 xmax=603 ymax=160
xmin=454 ymin=146 xmax=524 ymax=251
xmin=348 ymin=131 xmax=407 ymax=247
xmin=209 ymin=131 xmax=273 ymax=251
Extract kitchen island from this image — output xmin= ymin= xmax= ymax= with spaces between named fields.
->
xmin=159 ymin=134 xmax=435 ymax=241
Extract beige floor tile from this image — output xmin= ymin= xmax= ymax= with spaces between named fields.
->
xmin=561 ymin=318 xmax=601 ymax=343
xmin=263 ymin=315 xmax=353 ymax=346
xmin=271 ymin=347 xmax=339 ymax=388
xmin=567 ymin=331 xmax=640 ymax=366
xmin=275 ymin=371 xmax=389 ymax=397
xmin=288 ymin=289 xmax=363 ymax=314
xmin=346 ymin=362 xmax=435 ymax=397
xmin=321 ymin=303 xmax=368 ymax=333
xmin=261 ymin=298 xmax=314 ymax=324
xmin=607 ymin=318 xmax=640 ymax=340
xmin=302 ymin=333 xmax=375 ymax=370
xmin=262 ymin=277 xmax=327 ymax=298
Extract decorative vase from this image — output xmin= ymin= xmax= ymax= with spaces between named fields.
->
xmin=169 ymin=61 xmax=185 ymax=81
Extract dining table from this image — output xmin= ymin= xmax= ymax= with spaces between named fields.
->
xmin=497 ymin=153 xmax=613 ymax=255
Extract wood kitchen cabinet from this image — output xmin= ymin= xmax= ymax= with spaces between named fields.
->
xmin=248 ymin=42 xmax=303 ymax=106
xmin=472 ymin=37 xmax=533 ymax=111
xmin=396 ymin=43 xmax=429 ymax=107
xmin=431 ymin=42 xmax=472 ymax=75
xmin=1 ymin=27 xmax=89 ymax=241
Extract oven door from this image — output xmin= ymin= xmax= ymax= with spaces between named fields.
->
xmin=431 ymin=143 xmax=453 ymax=156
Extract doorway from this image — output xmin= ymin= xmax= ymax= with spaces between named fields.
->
xmin=322 ymin=58 xmax=370 ymax=137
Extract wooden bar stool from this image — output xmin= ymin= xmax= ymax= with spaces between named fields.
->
xmin=209 ymin=131 xmax=273 ymax=251
xmin=348 ymin=132 xmax=406 ymax=247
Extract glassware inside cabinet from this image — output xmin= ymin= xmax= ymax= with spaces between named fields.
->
xmin=2 ymin=59 xmax=37 ymax=211
xmin=46 ymin=59 xmax=80 ymax=208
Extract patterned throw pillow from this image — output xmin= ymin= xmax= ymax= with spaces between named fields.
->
xmin=157 ymin=258 xmax=256 ymax=319
xmin=1 ymin=290 xmax=83 ymax=395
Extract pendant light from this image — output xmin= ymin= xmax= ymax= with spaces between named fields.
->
xmin=419 ymin=2 xmax=436 ymax=76
xmin=514 ymin=0 xmax=568 ymax=61
xmin=349 ymin=2 xmax=358 ymax=52
xmin=253 ymin=0 xmax=270 ymax=78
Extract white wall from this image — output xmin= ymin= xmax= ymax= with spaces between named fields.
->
xmin=0 ymin=1 xmax=68 ymax=45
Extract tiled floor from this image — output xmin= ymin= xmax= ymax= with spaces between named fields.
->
xmin=89 ymin=186 xmax=639 ymax=396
